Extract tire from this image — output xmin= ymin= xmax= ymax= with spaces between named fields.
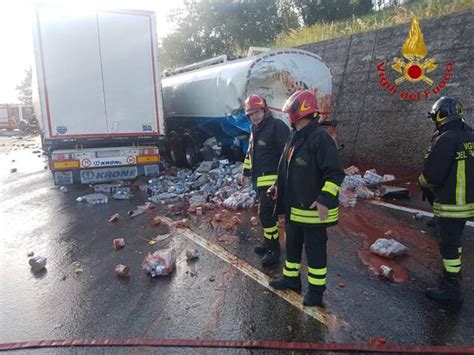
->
xmin=168 ymin=131 xmax=185 ymax=167
xmin=183 ymin=134 xmax=200 ymax=167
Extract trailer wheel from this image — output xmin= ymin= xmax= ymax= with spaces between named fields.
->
xmin=168 ymin=132 xmax=185 ymax=167
xmin=183 ymin=134 xmax=200 ymax=167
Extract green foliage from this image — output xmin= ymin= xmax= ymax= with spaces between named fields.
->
xmin=160 ymin=0 xmax=295 ymax=69
xmin=276 ymin=0 xmax=473 ymax=48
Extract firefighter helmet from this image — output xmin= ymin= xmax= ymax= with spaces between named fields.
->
xmin=428 ymin=96 xmax=464 ymax=127
xmin=282 ymin=90 xmax=318 ymax=124
xmin=244 ymin=95 xmax=267 ymax=114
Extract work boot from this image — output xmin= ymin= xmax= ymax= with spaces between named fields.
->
xmin=261 ymin=238 xmax=280 ymax=266
xmin=254 ymin=244 xmax=266 ymax=255
xmin=262 ymin=249 xmax=280 ymax=266
xmin=425 ymin=273 xmax=463 ymax=304
xmin=303 ymin=286 xmax=324 ymax=306
xmin=269 ymin=276 xmax=301 ymax=292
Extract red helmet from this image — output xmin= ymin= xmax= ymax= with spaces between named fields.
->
xmin=282 ymin=90 xmax=319 ymax=124
xmin=245 ymin=94 xmax=267 ymax=114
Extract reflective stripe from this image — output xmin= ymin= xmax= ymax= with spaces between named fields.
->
xmin=456 ymin=160 xmax=466 ymax=206
xmin=433 ymin=202 xmax=474 ymax=219
xmin=283 ymin=269 xmax=300 ymax=277
xmin=290 ymin=207 xmax=338 ymax=224
xmin=458 ymin=247 xmax=463 ymax=254
xmin=263 ymin=224 xmax=279 ymax=240
xmin=321 ymin=181 xmax=340 ymax=197
xmin=243 ymin=158 xmax=252 ymax=170
xmin=443 ymin=258 xmax=461 ymax=273
xmin=418 ymin=174 xmax=434 ymax=189
xmin=263 ymin=225 xmax=278 ymax=233
xmin=285 ymin=260 xmax=301 ymax=270
xmin=433 ymin=202 xmax=474 ymax=211
xmin=308 ymin=275 xmax=326 ymax=286
xmin=256 ymin=174 xmax=277 ymax=187
xmin=308 ymin=267 xmax=327 ymax=275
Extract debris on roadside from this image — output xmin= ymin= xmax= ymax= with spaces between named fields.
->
xmin=186 ymin=249 xmax=200 ymax=261
xmin=370 ymin=238 xmax=409 ymax=258
xmin=128 ymin=202 xmax=155 ymax=218
xmin=29 ymin=256 xmax=47 ymax=272
xmin=115 ymin=264 xmax=131 ymax=278
xmin=412 ymin=212 xmax=423 ymax=220
xmin=379 ymin=265 xmax=395 ymax=281
xmin=377 ymin=185 xmax=410 ymax=199
xmin=108 ymin=213 xmax=120 ymax=223
xmin=250 ymin=216 xmax=259 ymax=226
xmin=143 ymin=160 xmax=256 ymax=210
xmin=113 ymin=191 xmax=132 ymax=200
xmin=27 ymin=251 xmax=34 ymax=257
xmin=93 ymin=183 xmax=130 ymax=194
xmin=150 ymin=216 xmax=162 ymax=226
xmin=76 ymin=193 xmax=108 ymax=205
xmin=142 ymin=248 xmax=176 ymax=277
xmin=72 ymin=261 xmax=83 ymax=274
xmin=10 ymin=168 xmax=17 ymax=173
xmin=59 ymin=186 xmax=68 ymax=193
xmin=113 ymin=238 xmax=125 ymax=250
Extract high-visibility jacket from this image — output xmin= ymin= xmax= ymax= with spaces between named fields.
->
xmin=243 ymin=112 xmax=290 ymax=189
xmin=419 ymin=120 xmax=474 ymax=219
xmin=275 ymin=120 xmax=345 ymax=226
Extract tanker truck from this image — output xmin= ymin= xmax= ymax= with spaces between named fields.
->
xmin=160 ymin=48 xmax=333 ymax=167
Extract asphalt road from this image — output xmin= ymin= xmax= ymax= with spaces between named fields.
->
xmin=0 ymin=135 xmax=473 ymax=353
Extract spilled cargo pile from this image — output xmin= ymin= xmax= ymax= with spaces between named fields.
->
xmin=339 ymin=166 xmax=408 ymax=208
xmin=141 ymin=160 xmax=256 ymax=211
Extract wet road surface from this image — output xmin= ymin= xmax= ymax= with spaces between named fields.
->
xmin=0 ymin=135 xmax=473 ymax=353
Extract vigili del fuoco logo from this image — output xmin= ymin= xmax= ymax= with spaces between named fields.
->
xmin=376 ymin=17 xmax=454 ymax=101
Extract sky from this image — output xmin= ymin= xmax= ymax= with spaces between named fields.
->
xmin=0 ymin=0 xmax=184 ymax=103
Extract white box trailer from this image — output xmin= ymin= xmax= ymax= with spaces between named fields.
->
xmin=32 ymin=8 xmax=165 ymax=184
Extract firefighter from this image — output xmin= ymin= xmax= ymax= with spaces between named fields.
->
xmin=268 ymin=90 xmax=345 ymax=306
xmin=419 ymin=96 xmax=473 ymax=303
xmin=241 ymin=94 xmax=290 ymax=266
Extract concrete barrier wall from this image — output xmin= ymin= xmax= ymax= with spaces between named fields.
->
xmin=298 ymin=10 xmax=473 ymax=169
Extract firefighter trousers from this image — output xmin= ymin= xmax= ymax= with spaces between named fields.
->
xmin=283 ymin=222 xmax=328 ymax=292
xmin=436 ymin=218 xmax=466 ymax=277
xmin=257 ymin=189 xmax=279 ymax=250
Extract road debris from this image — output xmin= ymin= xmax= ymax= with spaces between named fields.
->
xmin=108 ymin=213 xmax=120 ymax=223
xmin=10 ymin=168 xmax=17 ymax=173
xmin=72 ymin=261 xmax=83 ymax=274
xmin=128 ymin=202 xmax=155 ymax=218
xmin=29 ymin=256 xmax=47 ymax=272
xmin=209 ymin=276 xmax=216 ymax=282
xmin=150 ymin=216 xmax=162 ymax=226
xmin=93 ymin=183 xmax=130 ymax=194
xmin=143 ymin=248 xmax=176 ymax=277
xmin=186 ymin=249 xmax=200 ymax=261
xmin=113 ymin=191 xmax=132 ymax=200
xmin=370 ymin=238 xmax=409 ymax=258
xmin=27 ymin=251 xmax=34 ymax=257
xmin=59 ymin=186 xmax=68 ymax=193
xmin=379 ymin=265 xmax=395 ymax=281
xmin=250 ymin=216 xmax=259 ymax=226
xmin=76 ymin=193 xmax=108 ymax=205
xmin=113 ymin=238 xmax=125 ymax=250
xmin=115 ymin=264 xmax=131 ymax=278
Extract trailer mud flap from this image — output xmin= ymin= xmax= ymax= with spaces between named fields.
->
xmin=144 ymin=164 xmax=160 ymax=176
xmin=54 ymin=171 xmax=74 ymax=185
xmin=80 ymin=166 xmax=138 ymax=184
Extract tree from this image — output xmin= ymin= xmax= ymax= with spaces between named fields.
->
xmin=160 ymin=0 xmax=295 ymax=69
xmin=16 ymin=66 xmax=32 ymax=106
xmin=293 ymin=0 xmax=373 ymax=26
